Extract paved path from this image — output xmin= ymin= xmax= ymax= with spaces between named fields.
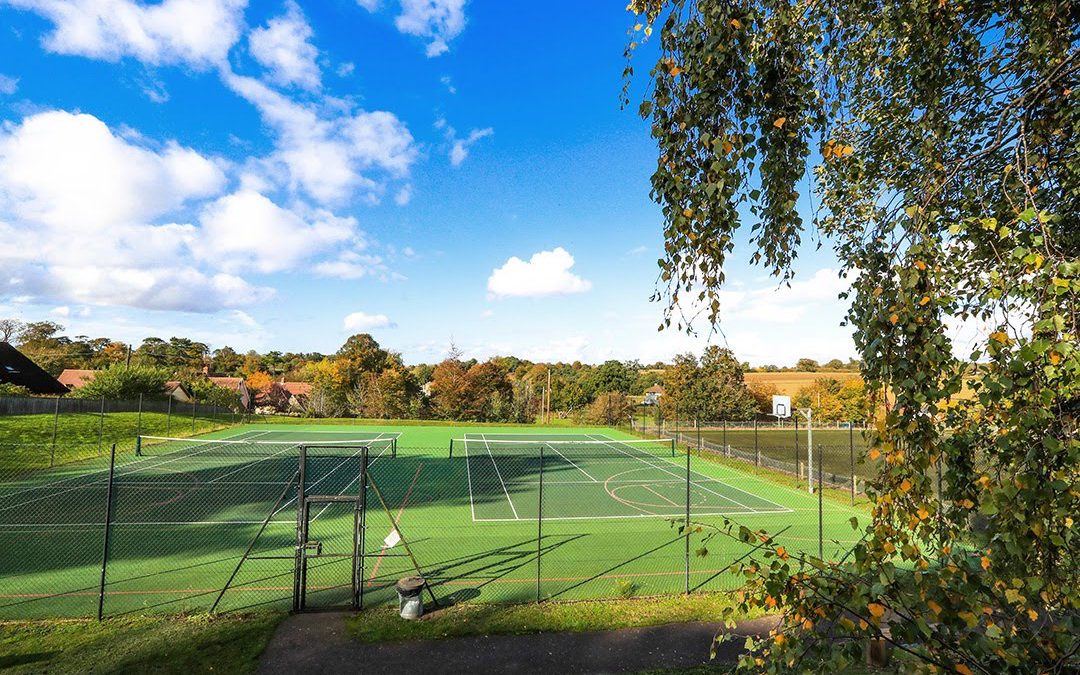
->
xmin=257 ymin=612 xmax=778 ymax=675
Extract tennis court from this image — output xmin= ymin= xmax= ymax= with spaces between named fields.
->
xmin=457 ymin=433 xmax=790 ymax=521
xmin=0 ymin=424 xmax=866 ymax=618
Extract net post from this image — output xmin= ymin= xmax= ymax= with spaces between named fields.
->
xmin=98 ymin=395 xmax=106 ymax=455
xmin=537 ymin=445 xmax=544 ymax=603
xmin=97 ymin=444 xmax=117 ymax=621
xmin=449 ymin=439 xmax=454 ymax=459
xmin=684 ymin=439 xmax=691 ymax=595
xmin=135 ymin=436 xmax=141 ymax=457
xmin=136 ymin=393 xmax=143 ymax=439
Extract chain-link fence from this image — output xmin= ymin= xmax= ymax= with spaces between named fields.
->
xmin=631 ymin=413 xmax=874 ymax=501
xmin=0 ymin=433 xmax=875 ymax=619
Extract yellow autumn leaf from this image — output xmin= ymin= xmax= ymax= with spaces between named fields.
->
xmin=919 ymin=295 xmax=931 ymax=305
xmin=900 ymin=479 xmax=912 ymax=492
xmin=1027 ymin=608 xmax=1038 ymax=621
xmin=1049 ymin=351 xmax=1062 ymax=365
xmin=730 ymin=18 xmax=743 ymax=29
xmin=889 ymin=313 xmax=899 ymax=325
xmin=981 ymin=556 xmax=992 ymax=570
xmin=776 ymin=546 xmax=789 ymax=559
xmin=841 ymin=144 xmax=854 ymax=157
xmin=956 ymin=665 xmax=974 ymax=675
xmin=869 ymin=448 xmax=881 ymax=461
xmin=914 ymin=260 xmax=927 ymax=270
xmin=682 ymin=208 xmax=693 ymax=218
xmin=722 ymin=140 xmax=733 ymax=154
xmin=918 ymin=507 xmax=930 ymax=520
xmin=927 ymin=600 xmax=942 ymax=615
xmin=773 ymin=117 xmax=786 ymax=128
xmin=765 ymin=595 xmax=777 ymax=608
xmin=883 ymin=541 xmax=896 ymax=554
xmin=976 ymin=475 xmax=991 ymax=489
xmin=670 ymin=66 xmax=682 ymax=76
xmin=867 ymin=603 xmax=886 ymax=618
xmin=989 ymin=331 xmax=1009 ymax=344
xmin=774 ymin=633 xmax=786 ymax=646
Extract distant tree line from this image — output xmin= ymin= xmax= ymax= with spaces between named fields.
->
xmin=1 ymin=317 xmax=868 ymax=423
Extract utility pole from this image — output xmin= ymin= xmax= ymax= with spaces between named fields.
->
xmin=546 ymin=368 xmax=552 ymax=424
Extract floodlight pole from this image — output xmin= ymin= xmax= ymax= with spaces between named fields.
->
xmin=797 ymin=408 xmax=814 ymax=493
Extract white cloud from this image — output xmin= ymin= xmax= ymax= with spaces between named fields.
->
xmin=626 ymin=245 xmax=648 ymax=256
xmin=343 ymin=311 xmax=395 ymax=331
xmin=196 ymin=190 xmax=356 ymax=273
xmin=222 ymin=71 xmax=417 ymax=204
xmin=354 ymin=0 xmax=380 ymax=10
xmin=5 ymin=0 xmax=247 ymax=69
xmin=440 ymin=75 xmax=455 ymax=94
xmin=313 ymin=250 xmax=387 ymax=280
xmin=394 ymin=0 xmax=466 ymax=57
xmin=248 ymin=0 xmax=321 ymax=91
xmin=449 ymin=127 xmax=492 ymax=166
xmin=487 ymin=247 xmax=592 ymax=299
xmin=0 ymin=74 xmax=17 ymax=95
xmin=394 ymin=184 xmax=412 ymax=205
xmin=336 ymin=62 xmax=355 ymax=77
xmin=50 ymin=305 xmax=70 ymax=317
xmin=0 ymin=110 xmax=226 ymax=229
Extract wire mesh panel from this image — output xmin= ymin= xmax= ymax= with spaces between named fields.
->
xmin=0 ymin=447 xmax=113 ymax=619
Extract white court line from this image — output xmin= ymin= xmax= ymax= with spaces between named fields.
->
xmin=583 ymin=433 xmax=764 ymax=513
xmin=472 ymin=509 xmax=772 ymax=522
xmin=481 ymin=433 xmax=520 ymax=520
xmin=308 ymin=433 xmax=388 ymax=523
xmin=591 ymin=433 xmax=793 ymax=513
xmin=0 ymin=430 xmax=277 ymax=511
xmin=544 ymin=444 xmax=598 ymax=482
xmin=463 ymin=438 xmax=477 ymax=522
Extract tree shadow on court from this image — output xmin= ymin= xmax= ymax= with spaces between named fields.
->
xmin=0 ymin=448 xmax=706 ymax=619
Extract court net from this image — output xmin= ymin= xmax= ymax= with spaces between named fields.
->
xmin=449 ymin=437 xmax=675 ymax=459
xmin=138 ymin=435 xmax=397 ymax=459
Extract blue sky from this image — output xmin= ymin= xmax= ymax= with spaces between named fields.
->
xmin=0 ymin=0 xmax=855 ymax=366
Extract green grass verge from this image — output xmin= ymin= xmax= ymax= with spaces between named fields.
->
xmin=0 ymin=412 xmax=237 ymax=471
xmin=0 ymin=612 xmax=283 ymax=674
xmin=346 ymin=593 xmax=761 ymax=643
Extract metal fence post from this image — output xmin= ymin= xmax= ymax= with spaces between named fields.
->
xmin=695 ymin=418 xmax=701 ymax=454
xmin=50 ymin=395 xmax=60 ymax=467
xmin=794 ymin=414 xmax=800 ymax=486
xmin=192 ymin=401 xmax=197 ymax=434
xmin=136 ymin=393 xmax=143 ymax=439
xmin=537 ymin=446 xmax=544 ymax=603
xmin=849 ymin=423 xmax=856 ymax=505
xmin=97 ymin=444 xmax=117 ymax=620
xmin=754 ymin=418 xmax=760 ymax=467
xmin=818 ymin=444 xmax=824 ymax=560
xmin=685 ymin=440 xmax=691 ymax=594
xmin=166 ymin=396 xmax=172 ymax=436
xmin=97 ymin=395 xmax=106 ymax=455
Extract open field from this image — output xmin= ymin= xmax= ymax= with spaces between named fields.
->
xmin=743 ymin=371 xmax=861 ymax=396
xmin=0 ymin=422 xmax=867 ymax=620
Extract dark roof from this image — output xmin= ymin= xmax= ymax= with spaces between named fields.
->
xmin=0 ymin=342 xmax=69 ymax=394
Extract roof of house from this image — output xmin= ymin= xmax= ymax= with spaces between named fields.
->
xmin=164 ymin=381 xmax=192 ymax=396
xmin=280 ymin=381 xmax=311 ymax=396
xmin=645 ymin=384 xmax=665 ymax=394
xmin=0 ymin=343 xmax=69 ymax=394
xmin=208 ymin=376 xmax=245 ymax=390
xmin=57 ymin=369 xmax=97 ymax=389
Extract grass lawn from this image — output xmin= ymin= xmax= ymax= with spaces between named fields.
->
xmin=346 ymin=592 xmax=761 ymax=642
xmin=0 ymin=411 xmax=237 ymax=471
xmin=0 ymin=612 xmax=283 ymax=674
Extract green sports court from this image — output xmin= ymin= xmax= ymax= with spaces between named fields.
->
xmin=0 ymin=424 xmax=867 ymax=619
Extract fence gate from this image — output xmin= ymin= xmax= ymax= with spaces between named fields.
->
xmin=293 ymin=447 xmax=369 ymax=611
